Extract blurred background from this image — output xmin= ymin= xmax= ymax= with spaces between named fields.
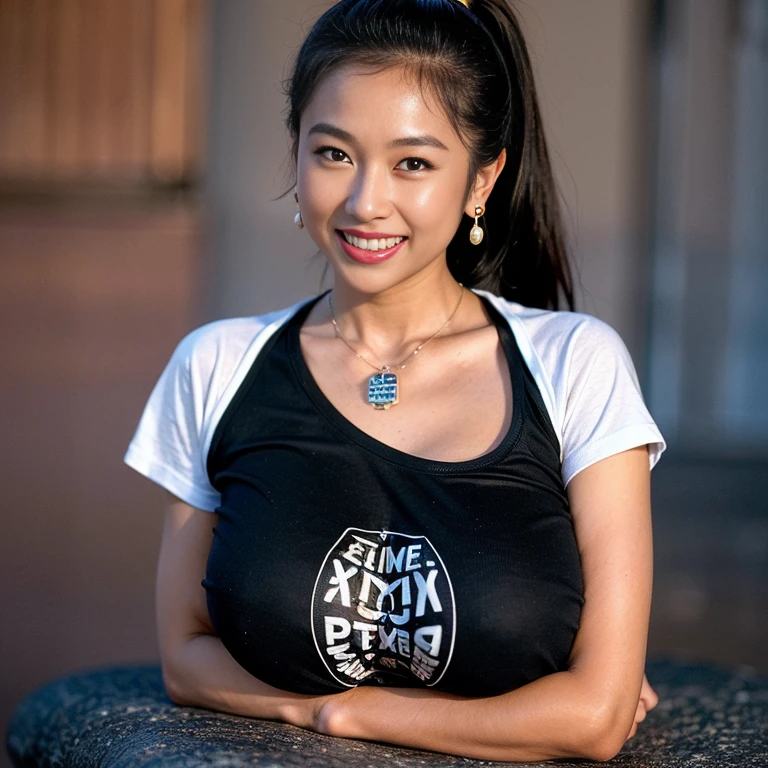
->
xmin=1 ymin=0 xmax=766 ymax=761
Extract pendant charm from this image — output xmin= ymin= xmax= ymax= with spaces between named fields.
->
xmin=368 ymin=368 xmax=399 ymax=409
xmin=469 ymin=203 xmax=485 ymax=245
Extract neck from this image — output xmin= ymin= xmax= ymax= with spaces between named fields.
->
xmin=327 ymin=270 xmax=467 ymax=363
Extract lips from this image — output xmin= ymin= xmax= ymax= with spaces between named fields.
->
xmin=335 ymin=229 xmax=408 ymax=264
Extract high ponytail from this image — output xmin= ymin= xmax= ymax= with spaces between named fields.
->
xmin=280 ymin=0 xmax=576 ymax=311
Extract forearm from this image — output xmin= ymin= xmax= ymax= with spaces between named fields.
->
xmin=321 ymin=669 xmax=618 ymax=763
xmin=166 ymin=632 xmax=329 ymax=730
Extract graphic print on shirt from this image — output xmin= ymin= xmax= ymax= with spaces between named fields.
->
xmin=311 ymin=527 xmax=456 ymax=687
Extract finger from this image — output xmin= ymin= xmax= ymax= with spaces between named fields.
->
xmin=643 ymin=681 xmax=659 ymax=710
xmin=640 ymin=674 xmax=659 ymax=709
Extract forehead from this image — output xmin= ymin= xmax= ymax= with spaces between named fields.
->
xmin=301 ymin=64 xmax=456 ymax=145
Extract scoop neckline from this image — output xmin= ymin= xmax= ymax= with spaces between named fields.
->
xmin=285 ymin=288 xmax=524 ymax=474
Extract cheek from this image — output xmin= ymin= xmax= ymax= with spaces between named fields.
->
xmin=297 ymin=171 xmax=337 ymax=228
xmin=301 ymin=165 xmax=348 ymax=210
xmin=410 ymin=182 xmax=463 ymax=234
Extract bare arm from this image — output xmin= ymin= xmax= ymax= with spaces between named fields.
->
xmin=319 ymin=445 xmax=656 ymax=762
xmin=157 ymin=491 xmax=332 ymax=729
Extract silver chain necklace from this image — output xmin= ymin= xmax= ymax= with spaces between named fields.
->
xmin=328 ymin=283 xmax=465 ymax=410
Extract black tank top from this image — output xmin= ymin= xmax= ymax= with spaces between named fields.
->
xmin=202 ymin=289 xmax=584 ymax=697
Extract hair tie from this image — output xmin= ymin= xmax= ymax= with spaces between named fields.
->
xmin=455 ymin=0 xmax=471 ymax=7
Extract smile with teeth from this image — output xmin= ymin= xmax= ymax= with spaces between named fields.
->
xmin=340 ymin=232 xmax=406 ymax=251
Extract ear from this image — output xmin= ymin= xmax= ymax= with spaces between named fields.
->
xmin=464 ymin=148 xmax=507 ymax=216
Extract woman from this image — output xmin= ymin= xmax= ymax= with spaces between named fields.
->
xmin=125 ymin=0 xmax=665 ymax=761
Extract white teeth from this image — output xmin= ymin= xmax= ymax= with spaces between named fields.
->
xmin=342 ymin=232 xmax=405 ymax=251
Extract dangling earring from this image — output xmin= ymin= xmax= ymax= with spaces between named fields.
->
xmin=469 ymin=204 xmax=484 ymax=245
xmin=294 ymin=189 xmax=304 ymax=230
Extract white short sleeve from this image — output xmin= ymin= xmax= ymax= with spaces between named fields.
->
xmin=124 ymin=327 xmax=221 ymax=512
xmin=123 ymin=296 xmax=321 ymax=511
xmin=560 ymin=315 xmax=667 ymax=488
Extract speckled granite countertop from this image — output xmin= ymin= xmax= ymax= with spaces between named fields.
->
xmin=5 ymin=657 xmax=768 ymax=767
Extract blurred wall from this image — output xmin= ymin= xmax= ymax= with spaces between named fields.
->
xmin=515 ymin=0 xmax=655 ymax=351
xmin=647 ymin=0 xmax=768 ymax=457
xmin=203 ymin=0 xmax=326 ymax=320
xmin=0 ymin=3 xmax=209 ymax=765
xmin=0 ymin=0 xmax=205 ymax=185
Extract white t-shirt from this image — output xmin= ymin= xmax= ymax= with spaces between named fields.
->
xmin=124 ymin=287 xmax=667 ymax=512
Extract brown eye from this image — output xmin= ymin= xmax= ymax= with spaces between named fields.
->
xmin=313 ymin=146 xmax=351 ymax=163
xmin=397 ymin=157 xmax=433 ymax=172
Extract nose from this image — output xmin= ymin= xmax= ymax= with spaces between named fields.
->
xmin=344 ymin=162 xmax=392 ymax=222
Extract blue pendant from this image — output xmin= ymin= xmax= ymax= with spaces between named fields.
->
xmin=368 ymin=369 xmax=399 ymax=409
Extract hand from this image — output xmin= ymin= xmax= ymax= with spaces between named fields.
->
xmin=624 ymin=674 xmax=659 ymax=742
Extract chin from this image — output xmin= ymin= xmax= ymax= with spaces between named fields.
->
xmin=328 ymin=267 xmax=405 ymax=297
xmin=319 ymin=238 xmax=445 ymax=296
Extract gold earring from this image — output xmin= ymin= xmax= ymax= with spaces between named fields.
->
xmin=469 ymin=204 xmax=484 ymax=245
xmin=294 ymin=190 xmax=304 ymax=230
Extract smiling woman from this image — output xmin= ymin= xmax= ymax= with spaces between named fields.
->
xmin=296 ymin=64 xmax=504 ymax=289
xmin=123 ymin=0 xmax=666 ymax=762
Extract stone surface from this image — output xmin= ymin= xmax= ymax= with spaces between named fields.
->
xmin=5 ymin=656 xmax=768 ymax=767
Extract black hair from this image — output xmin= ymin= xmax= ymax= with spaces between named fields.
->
xmin=278 ymin=0 xmax=576 ymax=311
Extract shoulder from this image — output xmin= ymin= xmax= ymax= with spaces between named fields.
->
xmin=170 ymin=295 xmax=317 ymax=388
xmin=124 ymin=294 xmax=320 ymax=511
xmin=471 ymin=289 xmax=657 ymax=474
xmin=471 ymin=288 xmax=626 ymax=374
xmin=174 ymin=315 xmax=274 ymax=372
xmin=175 ymin=297 xmax=313 ymax=360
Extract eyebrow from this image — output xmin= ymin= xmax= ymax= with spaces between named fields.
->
xmin=307 ymin=122 xmax=449 ymax=151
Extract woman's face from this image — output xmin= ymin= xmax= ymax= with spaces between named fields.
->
xmin=296 ymin=64 xmax=476 ymax=295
